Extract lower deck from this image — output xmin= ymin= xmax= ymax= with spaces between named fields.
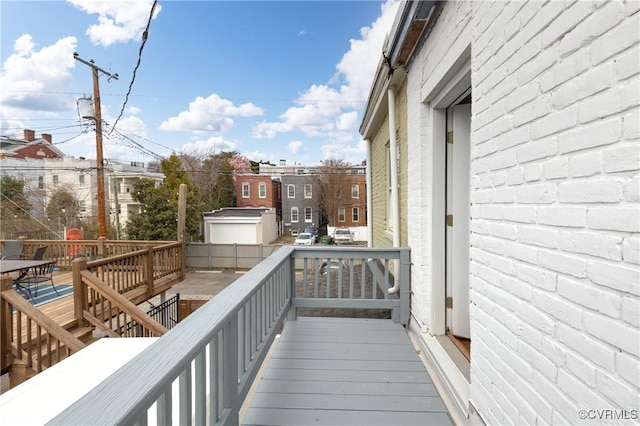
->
xmin=242 ymin=317 xmax=451 ymax=425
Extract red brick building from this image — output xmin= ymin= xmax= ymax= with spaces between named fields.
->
xmin=235 ymin=174 xmax=282 ymax=217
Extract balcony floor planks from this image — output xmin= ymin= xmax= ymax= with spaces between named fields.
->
xmin=242 ymin=317 xmax=451 ymax=426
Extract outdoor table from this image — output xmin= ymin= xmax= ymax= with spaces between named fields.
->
xmin=0 ymin=260 xmax=50 ymax=274
xmin=0 ymin=259 xmax=51 ymax=299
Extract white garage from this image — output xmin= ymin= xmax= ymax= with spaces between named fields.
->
xmin=203 ymin=208 xmax=277 ymax=244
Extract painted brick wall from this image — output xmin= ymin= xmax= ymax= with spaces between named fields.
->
xmin=406 ymin=0 xmax=472 ymax=330
xmin=469 ymin=1 xmax=639 ymax=424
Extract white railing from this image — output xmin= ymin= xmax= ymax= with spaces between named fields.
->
xmin=47 ymin=246 xmax=410 ymax=425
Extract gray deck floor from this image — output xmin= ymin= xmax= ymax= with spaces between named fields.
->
xmin=242 ymin=317 xmax=451 ymax=425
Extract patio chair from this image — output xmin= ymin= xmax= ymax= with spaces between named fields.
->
xmin=18 ymin=261 xmax=58 ymax=299
xmin=32 ymin=245 xmax=48 ymax=260
xmin=0 ymin=240 xmax=24 ymax=260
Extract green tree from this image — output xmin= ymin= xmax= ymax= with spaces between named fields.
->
xmin=0 ymin=175 xmax=32 ymax=220
xmin=125 ymin=155 xmax=203 ymax=241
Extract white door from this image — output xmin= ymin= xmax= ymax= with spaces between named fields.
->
xmin=445 ymin=102 xmax=471 ymax=339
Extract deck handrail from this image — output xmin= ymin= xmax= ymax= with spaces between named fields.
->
xmin=78 ymin=271 xmax=167 ymax=337
xmin=48 ymin=246 xmax=410 ymax=425
xmin=0 ymin=276 xmax=85 ymax=373
xmin=3 ymin=238 xmax=177 ymax=271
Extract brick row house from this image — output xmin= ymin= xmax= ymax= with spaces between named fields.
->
xmin=360 ymin=1 xmax=639 ymax=425
xmin=234 ymin=174 xmax=282 ymax=218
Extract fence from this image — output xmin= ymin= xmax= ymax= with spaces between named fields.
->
xmin=185 ymin=242 xmax=281 ymax=270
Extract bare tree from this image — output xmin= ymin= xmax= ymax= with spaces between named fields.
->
xmin=314 ymin=159 xmax=353 ymax=226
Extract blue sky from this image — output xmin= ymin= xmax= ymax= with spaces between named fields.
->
xmin=1 ymin=0 xmax=400 ymax=167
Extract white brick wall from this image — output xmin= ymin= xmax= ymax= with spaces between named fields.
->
xmin=468 ymin=1 xmax=640 ymax=424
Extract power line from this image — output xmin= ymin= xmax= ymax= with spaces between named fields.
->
xmin=110 ymin=0 xmax=158 ymax=133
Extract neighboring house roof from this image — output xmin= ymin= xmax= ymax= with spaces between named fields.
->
xmin=204 ymin=208 xmax=273 ymax=219
xmin=0 ymin=130 xmax=65 ymax=159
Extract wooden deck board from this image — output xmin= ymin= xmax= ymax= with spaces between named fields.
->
xmin=242 ymin=317 xmax=451 ymax=426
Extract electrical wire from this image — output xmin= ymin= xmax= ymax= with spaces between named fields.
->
xmin=110 ymin=0 xmax=158 ymax=134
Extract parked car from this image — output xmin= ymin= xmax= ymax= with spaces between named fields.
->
xmin=333 ymin=228 xmax=353 ymax=244
xmin=304 ymin=227 xmax=319 ymax=242
xmin=294 ymin=232 xmax=315 ymax=245
xmin=319 ymin=259 xmax=347 ymax=275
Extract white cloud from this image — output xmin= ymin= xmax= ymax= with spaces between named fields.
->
xmin=297 ymin=30 xmax=307 ymax=37
xmin=160 ymin=94 xmax=263 ymax=133
xmin=67 ymin=0 xmax=162 ymax=47
xmin=288 ymin=141 xmax=303 ymax=154
xmin=251 ymin=0 xmax=400 ymax=140
xmin=179 ymin=136 xmax=238 ymax=156
xmin=0 ymin=35 xmax=78 ymax=113
xmin=320 ymin=138 xmax=367 ymax=164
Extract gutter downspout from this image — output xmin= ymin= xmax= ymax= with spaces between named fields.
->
xmin=366 ymin=138 xmax=373 ymax=248
xmin=388 ymin=85 xmax=401 ymax=295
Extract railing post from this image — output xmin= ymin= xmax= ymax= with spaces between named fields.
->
xmin=180 ymin=241 xmax=186 ymax=281
xmin=97 ymin=236 xmax=107 ymax=259
xmin=287 ymin=250 xmax=297 ymax=321
xmin=1 ymin=275 xmax=13 ymax=374
xmin=399 ymin=248 xmax=411 ymax=325
xmin=145 ymin=244 xmax=154 ymax=299
xmin=223 ymin=315 xmax=239 ymax=424
xmin=72 ymin=258 xmax=89 ymax=325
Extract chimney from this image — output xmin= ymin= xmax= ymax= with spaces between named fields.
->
xmin=24 ymin=129 xmax=35 ymax=141
xmin=42 ymin=133 xmax=52 ymax=143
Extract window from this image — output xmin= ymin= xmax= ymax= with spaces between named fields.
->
xmin=291 ymin=207 xmax=299 ymax=222
xmin=17 ymin=173 xmax=24 ymax=182
xmin=38 ymin=176 xmax=44 ymax=189
xmin=352 ymin=184 xmax=359 ymax=198
xmin=53 ymin=175 xmax=59 ymax=186
xmin=259 ymin=183 xmax=267 ymax=198
xmin=304 ymin=184 xmax=312 ymax=198
xmin=352 ymin=207 xmax=359 ymax=222
xmin=338 ymin=207 xmax=345 ymax=222
xmin=79 ymin=200 xmax=86 ymax=213
xmin=305 ymin=207 xmax=312 ymax=222
xmin=288 ymin=184 xmax=295 ymax=198
xmin=79 ymin=175 xmax=85 ymax=188
xmin=336 ymin=186 xmax=342 ymax=198
xmin=242 ymin=183 xmax=250 ymax=198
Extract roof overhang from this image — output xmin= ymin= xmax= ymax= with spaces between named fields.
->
xmin=359 ymin=0 xmax=440 ymax=139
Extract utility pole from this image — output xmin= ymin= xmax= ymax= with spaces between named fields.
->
xmin=73 ymin=52 xmax=118 ymax=238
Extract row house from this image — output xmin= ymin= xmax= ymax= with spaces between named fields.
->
xmin=280 ymin=175 xmax=320 ymax=236
xmin=324 ymin=171 xmax=367 ymax=241
xmin=360 ymin=1 xmax=639 ymax=425
xmin=234 ymin=174 xmax=282 ymax=218
xmin=0 ymin=129 xmax=65 ymax=218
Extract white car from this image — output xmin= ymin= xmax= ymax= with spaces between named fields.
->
xmin=294 ymin=232 xmax=315 ymax=245
xmin=333 ymin=228 xmax=353 ymax=244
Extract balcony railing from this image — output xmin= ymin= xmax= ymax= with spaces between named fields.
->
xmin=48 ymin=246 xmax=410 ymax=425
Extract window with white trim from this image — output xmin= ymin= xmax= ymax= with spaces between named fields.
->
xmin=259 ymin=183 xmax=267 ymax=198
xmin=305 ymin=207 xmax=312 ymax=222
xmin=291 ymin=207 xmax=299 ymax=222
xmin=304 ymin=184 xmax=312 ymax=198
xmin=351 ymin=184 xmax=359 ymax=198
xmin=53 ymin=175 xmax=59 ymax=186
xmin=288 ymin=184 xmax=295 ymax=198
xmin=352 ymin=207 xmax=359 ymax=222
xmin=79 ymin=175 xmax=85 ymax=188
xmin=338 ymin=207 xmax=345 ymax=222
xmin=242 ymin=183 xmax=250 ymax=198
